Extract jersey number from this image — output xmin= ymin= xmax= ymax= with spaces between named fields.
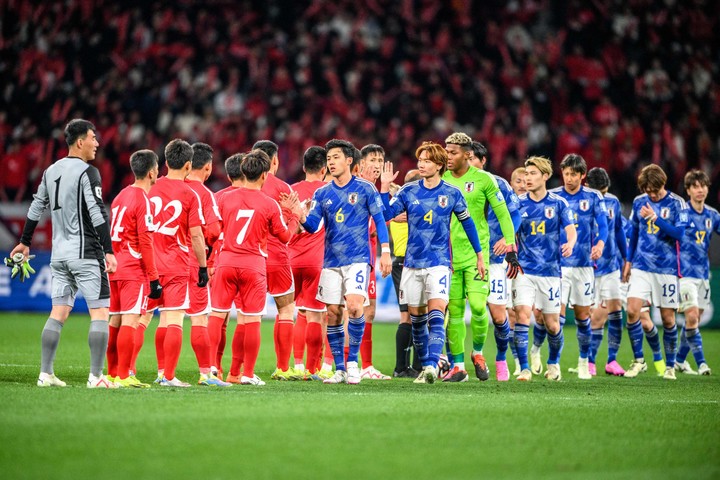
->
xmin=424 ymin=210 xmax=433 ymax=225
xmin=150 ymin=197 xmax=183 ymax=236
xmin=234 ymin=209 xmax=255 ymax=245
xmin=662 ymin=284 xmax=676 ymax=298
xmin=110 ymin=206 xmax=127 ymax=242
xmin=53 ymin=177 xmax=62 ymax=210
xmin=491 ymin=279 xmax=503 ymax=294
xmin=548 ymin=287 xmax=560 ymax=301
xmin=696 ymin=230 xmax=706 ymax=244
xmin=646 ymin=219 xmax=659 ymax=235
xmin=335 ymin=208 xmax=345 ymax=223
xmin=530 ymin=220 xmax=546 ymax=235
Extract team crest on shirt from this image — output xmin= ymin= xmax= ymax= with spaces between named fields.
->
xmin=438 ymin=195 xmax=448 ymax=208
xmin=706 ymin=218 xmax=713 ymax=230
xmin=579 ymin=200 xmax=590 ymax=212
xmin=464 ymin=182 xmax=475 ymax=192
xmin=660 ymin=207 xmax=670 ymax=219
xmin=544 ymin=207 xmax=555 ymax=219
xmin=348 ymin=193 xmax=359 ymax=205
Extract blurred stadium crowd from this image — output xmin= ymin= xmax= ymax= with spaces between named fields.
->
xmin=0 ymin=0 xmax=718 ymax=204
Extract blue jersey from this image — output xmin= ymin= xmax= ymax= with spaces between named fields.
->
xmin=382 ymin=180 xmax=469 ymax=269
xmin=595 ymin=193 xmax=626 ymax=276
xmin=628 ymin=192 xmax=688 ymax=275
xmin=517 ymin=192 xmax=575 ymax=277
xmin=489 ymin=175 xmax=520 ymax=265
xmin=303 ymin=176 xmax=385 ymax=268
xmin=680 ymin=204 xmax=720 ymax=280
xmin=550 ymin=186 xmax=607 ymax=268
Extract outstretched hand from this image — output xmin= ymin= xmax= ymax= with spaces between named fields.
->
xmin=380 ymin=162 xmax=399 ymax=193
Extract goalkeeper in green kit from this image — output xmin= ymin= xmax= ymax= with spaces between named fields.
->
xmin=442 ymin=133 xmax=521 ymax=381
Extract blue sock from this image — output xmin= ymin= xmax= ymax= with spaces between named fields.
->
xmin=589 ymin=327 xmax=604 ymax=364
xmin=533 ymin=323 xmax=547 ymax=348
xmin=410 ymin=314 xmax=430 ymax=367
xmin=627 ymin=321 xmax=644 ymax=360
xmin=494 ymin=318 xmax=511 ymax=361
xmin=509 ymin=327 xmax=518 ymax=359
xmin=607 ymin=310 xmax=623 ymax=362
xmin=663 ymin=325 xmax=678 ymax=367
xmin=427 ymin=310 xmax=446 ymax=367
xmin=559 ymin=314 xmax=566 ymax=328
xmin=547 ymin=329 xmax=564 ymax=365
xmin=514 ymin=324 xmax=530 ymax=371
xmin=676 ymin=326 xmax=690 ymax=364
xmin=645 ymin=326 xmax=663 ymax=362
xmin=576 ymin=317 xmax=592 ymax=359
xmin=327 ymin=325 xmax=346 ymax=371
xmin=347 ymin=315 xmax=365 ymax=364
xmin=685 ymin=327 xmax=706 ymax=366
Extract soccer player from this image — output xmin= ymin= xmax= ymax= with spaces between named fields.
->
xmin=253 ymin=140 xmax=301 ymax=380
xmin=145 ymin=139 xmax=209 ymax=387
xmin=584 ymin=168 xmax=628 ymax=376
xmin=513 ymin=156 xmax=577 ymax=382
xmin=10 ymin=119 xmax=118 ymax=388
xmin=442 ymin=132 xmax=519 ymax=382
xmin=623 ymin=164 xmax=688 ymax=380
xmin=675 ymin=170 xmax=718 ymax=376
xmin=107 ymin=150 xmax=162 ymax=388
xmin=289 ymin=146 xmax=328 ymax=379
xmin=211 ymin=150 xmax=302 ymax=385
xmin=299 ymin=139 xmax=392 ymax=385
xmin=379 ymin=142 xmax=486 ymax=383
xmin=534 ymin=154 xmax=607 ymax=380
xmin=508 ymin=167 xmax=527 ymax=376
xmin=468 ymin=141 xmax=522 ymax=382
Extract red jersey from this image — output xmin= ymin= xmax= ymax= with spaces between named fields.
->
xmin=148 ymin=176 xmax=202 ymax=276
xmin=217 ymin=187 xmax=298 ymax=274
xmin=208 ymin=185 xmax=239 ymax=268
xmin=288 ymin=180 xmax=326 ymax=268
xmin=261 ymin=173 xmax=292 ymax=266
xmin=109 ymin=185 xmax=158 ymax=281
xmin=185 ymin=179 xmax=221 ymax=267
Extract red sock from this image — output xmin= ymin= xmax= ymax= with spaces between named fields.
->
xmin=230 ymin=324 xmax=246 ymax=377
xmin=155 ymin=326 xmax=167 ymax=372
xmin=344 ymin=345 xmax=349 ymax=365
xmin=191 ymin=325 xmax=211 ymax=373
xmin=217 ymin=321 xmax=227 ymax=371
xmin=293 ymin=312 xmax=308 ymax=365
xmin=361 ymin=322 xmax=373 ymax=368
xmin=323 ymin=337 xmax=334 ymax=366
xmin=117 ymin=325 xmax=136 ymax=379
xmin=130 ymin=323 xmax=147 ymax=374
xmin=276 ymin=316 xmax=294 ymax=371
xmin=305 ymin=322 xmax=323 ymax=373
xmin=207 ymin=314 xmax=225 ymax=367
xmin=242 ymin=322 xmax=261 ymax=378
xmin=107 ymin=325 xmax=119 ymax=378
xmin=163 ymin=325 xmax=183 ymax=380
xmin=273 ymin=317 xmax=280 ymax=360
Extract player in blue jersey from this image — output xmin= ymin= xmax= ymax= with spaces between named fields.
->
xmin=584 ymin=168 xmax=628 ymax=376
xmin=299 ymin=139 xmax=392 ymax=385
xmin=512 ymin=156 xmax=577 ymax=382
xmin=675 ymin=170 xmax=719 ymax=376
xmin=531 ymin=154 xmax=608 ymax=380
xmin=378 ymin=141 xmax=485 ymax=383
xmin=470 ymin=141 xmax=522 ymax=382
xmin=623 ymin=165 xmax=688 ymax=380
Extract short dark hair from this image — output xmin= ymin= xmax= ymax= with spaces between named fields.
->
xmin=637 ymin=164 xmax=667 ymax=193
xmin=472 ymin=141 xmax=488 ymax=162
xmin=559 ymin=153 xmax=587 ymax=175
xmin=191 ymin=142 xmax=214 ymax=170
xmin=360 ymin=144 xmax=385 ymax=159
xmin=129 ymin=150 xmax=158 ymax=179
xmin=303 ymin=146 xmax=326 ymax=174
xmin=164 ymin=139 xmax=193 ymax=170
xmin=225 ymin=153 xmax=245 ymax=181
xmin=324 ymin=139 xmax=355 ymax=160
xmin=251 ymin=140 xmax=279 ymax=160
xmin=242 ymin=149 xmax=271 ymax=181
xmin=684 ymin=169 xmax=710 ymax=191
xmin=64 ymin=119 xmax=96 ymax=146
xmin=352 ymin=147 xmax=362 ymax=171
xmin=586 ymin=167 xmax=610 ymax=191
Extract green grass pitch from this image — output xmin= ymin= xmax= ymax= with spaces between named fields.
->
xmin=0 ymin=313 xmax=718 ymax=480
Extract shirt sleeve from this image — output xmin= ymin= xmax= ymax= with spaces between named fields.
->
xmin=301 ymin=190 xmax=324 ymax=233
xmin=715 ymin=211 xmax=720 ymax=236
xmin=560 ymin=200 xmax=575 ymax=229
xmin=187 ymin=189 xmax=202 ymax=229
xmin=594 ymin=195 xmax=609 ymax=244
xmin=382 ymin=190 xmax=405 ymax=220
xmin=83 ymin=167 xmax=113 ymax=254
xmin=486 ymin=177 xmax=515 ymax=245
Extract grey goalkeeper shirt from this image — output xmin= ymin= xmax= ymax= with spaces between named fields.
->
xmin=23 ymin=156 xmax=112 ymax=262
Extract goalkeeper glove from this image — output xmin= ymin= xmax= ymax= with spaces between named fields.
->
xmin=4 ymin=254 xmax=36 ymax=282
xmin=148 ymin=279 xmax=163 ymax=299
xmin=197 ymin=267 xmax=209 ymax=287
xmin=505 ymin=247 xmax=523 ymax=280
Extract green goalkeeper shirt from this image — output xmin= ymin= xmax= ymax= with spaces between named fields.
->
xmin=442 ymin=166 xmax=515 ymax=270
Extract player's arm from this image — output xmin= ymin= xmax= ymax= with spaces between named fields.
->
xmin=83 ymin=167 xmax=116 ymax=272
xmin=642 ymin=203 xmax=685 ymax=241
xmin=455 ymin=209 xmax=486 ymax=280
xmin=590 ymin=197 xmax=609 ymax=260
xmin=379 ymin=192 xmax=404 ymax=221
xmin=487 ymin=183 xmax=516 ymax=248
xmin=273 ymin=197 xmax=301 ymax=243
xmin=623 ymin=209 xmax=638 ymax=282
xmin=299 ymin=193 xmax=324 ymax=233
xmin=204 ymin=220 xmax=221 ymax=247
xmin=13 ymin=171 xmax=50 ymax=257
xmin=615 ymin=210 xmax=627 ymax=261
xmin=560 ymin=205 xmax=577 ymax=257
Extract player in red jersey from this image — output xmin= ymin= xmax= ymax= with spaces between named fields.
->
xmin=137 ymin=139 xmax=208 ymax=388
xmin=106 ymin=150 xmax=162 ymax=388
xmin=289 ymin=146 xmax=329 ymax=379
xmin=180 ymin=143 xmax=229 ymax=386
xmin=210 ymin=150 xmax=302 ymax=385
xmin=253 ymin=140 xmax=301 ymax=380
xmin=207 ymin=153 xmax=245 ymax=381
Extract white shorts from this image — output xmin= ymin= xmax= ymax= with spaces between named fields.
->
xmin=561 ymin=266 xmax=595 ymax=307
xmin=594 ymin=271 xmax=622 ymax=305
xmin=506 ymin=278 xmax=514 ymax=309
xmin=679 ymin=277 xmax=711 ymax=312
xmin=513 ymin=273 xmax=562 ymax=314
xmin=317 ymin=263 xmax=370 ymax=306
xmin=627 ymin=269 xmax=679 ymax=310
xmin=399 ymin=266 xmax=451 ymax=307
xmin=488 ymin=263 xmax=508 ymax=306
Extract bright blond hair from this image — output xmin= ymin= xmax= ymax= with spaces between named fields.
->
xmin=525 ymin=156 xmax=553 ymax=178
